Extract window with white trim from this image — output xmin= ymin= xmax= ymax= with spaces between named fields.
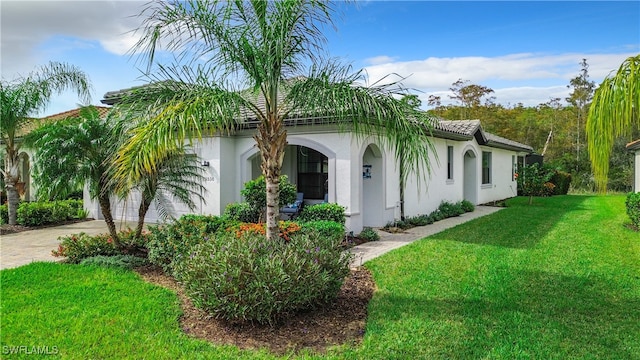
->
xmin=482 ymin=151 xmax=492 ymax=184
xmin=447 ymin=145 xmax=454 ymax=180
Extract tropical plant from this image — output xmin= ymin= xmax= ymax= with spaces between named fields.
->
xmin=0 ymin=61 xmax=91 ymax=224
xmin=25 ymin=106 xmax=123 ymax=244
xmin=240 ymin=175 xmax=296 ymax=222
xmin=587 ymin=54 xmax=640 ymax=192
xmin=111 ymin=0 xmax=435 ymax=241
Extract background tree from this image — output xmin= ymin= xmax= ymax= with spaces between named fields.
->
xmin=0 ymin=61 xmax=91 ymax=225
xmin=112 ymin=0 xmax=434 ymax=241
xmin=448 ymin=78 xmax=495 ymax=119
xmin=587 ymin=54 xmax=640 ymax=192
xmin=566 ymin=59 xmax=596 ymax=170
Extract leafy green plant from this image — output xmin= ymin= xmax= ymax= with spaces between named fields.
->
xmin=0 ymin=204 xmax=8 ymax=225
xmin=517 ymin=163 xmax=554 ymax=204
xmin=15 ymin=199 xmax=84 ymax=227
xmin=406 ymin=214 xmax=433 ymax=227
xmin=80 ymin=255 xmax=149 ymax=269
xmin=173 ymin=231 xmax=352 ymax=325
xmin=223 ymin=202 xmax=260 ymax=223
xmin=549 ymin=169 xmax=572 ymax=195
xmin=438 ymin=201 xmax=465 ymax=218
xmin=52 ymin=229 xmax=150 ymax=263
xmin=241 ymin=175 xmax=296 ymax=222
xmin=298 ymin=203 xmax=346 ymax=225
xmin=626 ymin=192 xmax=640 ymax=229
xmin=358 ymin=227 xmax=380 ymax=242
xmin=460 ymin=199 xmax=475 ymax=213
xmin=301 ymin=220 xmax=345 ymax=241
xmin=146 ymin=214 xmax=228 ymax=274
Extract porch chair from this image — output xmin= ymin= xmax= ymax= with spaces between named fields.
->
xmin=280 ymin=192 xmax=304 ymax=220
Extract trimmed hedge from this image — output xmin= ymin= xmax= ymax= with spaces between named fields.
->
xmin=298 ymin=203 xmax=346 ymax=225
xmin=626 ymin=192 xmax=640 ymax=229
xmin=1 ymin=199 xmax=85 ymax=226
xmin=550 ymin=170 xmax=572 ymax=195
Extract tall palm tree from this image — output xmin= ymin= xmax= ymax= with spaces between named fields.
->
xmin=586 ymin=54 xmax=640 ymax=192
xmin=112 ymin=0 xmax=434 ymax=240
xmin=1 ymin=62 xmax=91 ymax=225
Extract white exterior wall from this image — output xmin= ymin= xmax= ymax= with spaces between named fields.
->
xmin=477 ymin=146 xmax=519 ymax=204
xmin=84 ymin=125 xmax=526 ymax=232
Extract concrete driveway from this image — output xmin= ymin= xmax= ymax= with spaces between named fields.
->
xmin=0 ymin=220 xmax=138 ymax=270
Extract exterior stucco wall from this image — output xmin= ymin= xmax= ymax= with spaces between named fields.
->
xmin=476 ymin=146 xmax=519 ymax=204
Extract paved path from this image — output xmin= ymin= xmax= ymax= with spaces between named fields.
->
xmin=349 ymin=206 xmax=503 ymax=267
xmin=0 ymin=220 xmax=138 ymax=270
xmin=0 ymin=206 xmax=502 ymax=270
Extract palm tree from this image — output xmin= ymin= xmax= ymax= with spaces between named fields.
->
xmin=26 ymin=106 xmax=122 ymax=243
xmin=128 ymin=147 xmax=206 ymax=238
xmin=27 ymin=106 xmax=207 ymax=244
xmin=1 ymin=62 xmax=91 ymax=225
xmin=112 ymin=0 xmax=434 ymax=241
xmin=586 ymin=54 xmax=640 ymax=192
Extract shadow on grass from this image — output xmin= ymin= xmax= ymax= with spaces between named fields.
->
xmin=432 ymin=195 xmax=594 ymax=249
xmin=368 ymin=269 xmax=639 ymax=359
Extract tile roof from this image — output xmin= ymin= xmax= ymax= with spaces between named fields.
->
xmin=41 ymin=106 xmax=111 ymax=121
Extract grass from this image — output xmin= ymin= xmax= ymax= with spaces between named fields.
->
xmin=1 ymin=195 xmax=638 ymax=359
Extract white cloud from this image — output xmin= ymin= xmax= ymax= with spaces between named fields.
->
xmin=363 ymin=52 xmax=636 ymax=108
xmin=1 ymin=0 xmax=146 ymax=76
xmin=365 ymin=55 xmax=397 ymax=65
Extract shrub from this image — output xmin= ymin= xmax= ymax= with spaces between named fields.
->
xmin=174 ymin=231 xmax=352 ymax=324
xmin=146 ymin=214 xmax=227 ymax=274
xmin=626 ymin=192 xmax=640 ymax=229
xmin=298 ymin=203 xmax=346 ymax=225
xmin=241 ymin=175 xmax=297 ymax=222
xmin=406 ymin=214 xmax=432 ymax=227
xmin=231 ymin=221 xmax=302 ymax=241
xmin=431 ymin=209 xmax=445 ymax=221
xmin=80 ymin=255 xmax=149 ymax=269
xmin=223 ymin=202 xmax=260 ymax=223
xmin=301 ymin=220 xmax=345 ymax=241
xmin=460 ymin=199 xmax=475 ymax=213
xmin=358 ymin=227 xmax=380 ymax=241
xmin=0 ymin=204 xmax=7 ymax=225
xmin=53 ymin=232 xmax=119 ymax=263
xmin=517 ymin=163 xmax=554 ymax=203
xmin=52 ymin=229 xmax=151 ymax=263
xmin=14 ymin=199 xmax=85 ymax=226
xmin=438 ymin=201 xmax=465 ymax=218
xmin=550 ymin=170 xmax=572 ymax=195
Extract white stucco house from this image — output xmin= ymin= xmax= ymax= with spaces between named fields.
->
xmin=82 ymin=87 xmax=533 ymax=233
xmin=627 ymin=139 xmax=640 ymax=191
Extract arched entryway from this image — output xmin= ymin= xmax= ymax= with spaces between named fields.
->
xmin=362 ymin=144 xmax=384 ymax=227
xmin=463 ymin=148 xmax=477 ymax=204
xmin=244 ymin=140 xmax=334 ymax=204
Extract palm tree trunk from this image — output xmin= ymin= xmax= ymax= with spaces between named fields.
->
xmin=255 ymin=119 xmax=287 ymax=241
xmin=4 ymin=152 xmax=20 ymax=225
xmin=97 ymin=193 xmax=121 ymax=248
xmin=135 ymin=198 xmax=151 ymax=239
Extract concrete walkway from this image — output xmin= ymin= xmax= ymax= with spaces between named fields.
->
xmin=349 ymin=206 xmax=503 ymax=267
xmin=0 ymin=220 xmax=137 ymax=270
xmin=0 ymin=206 xmax=502 ymax=270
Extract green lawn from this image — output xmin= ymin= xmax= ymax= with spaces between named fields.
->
xmin=1 ymin=195 xmax=638 ymax=359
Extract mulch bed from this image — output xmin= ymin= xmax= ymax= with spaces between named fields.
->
xmin=135 ymin=265 xmax=376 ymax=356
xmin=0 ymin=218 xmax=94 ymax=235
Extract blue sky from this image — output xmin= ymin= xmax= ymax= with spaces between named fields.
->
xmin=1 ymin=1 xmax=638 ymax=117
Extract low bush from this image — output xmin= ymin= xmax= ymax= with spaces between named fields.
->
xmin=301 ymin=220 xmax=344 ymax=241
xmin=298 ymin=203 xmax=346 ymax=225
xmin=358 ymin=227 xmax=380 ymax=242
xmin=550 ymin=170 xmax=572 ymax=195
xmin=146 ymin=214 xmax=229 ymax=274
xmin=80 ymin=255 xmax=148 ymax=269
xmin=231 ymin=221 xmax=302 ymax=241
xmin=626 ymin=192 xmax=640 ymax=229
xmin=406 ymin=214 xmax=433 ymax=227
xmin=223 ymin=202 xmax=260 ymax=223
xmin=241 ymin=175 xmax=297 ymax=222
xmin=174 ymin=231 xmax=352 ymax=325
xmin=14 ymin=199 xmax=86 ymax=227
xmin=52 ymin=229 xmax=150 ymax=264
xmin=0 ymin=204 xmax=7 ymax=225
xmin=438 ymin=201 xmax=465 ymax=218
xmin=430 ymin=209 xmax=445 ymax=221
xmin=460 ymin=199 xmax=475 ymax=213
